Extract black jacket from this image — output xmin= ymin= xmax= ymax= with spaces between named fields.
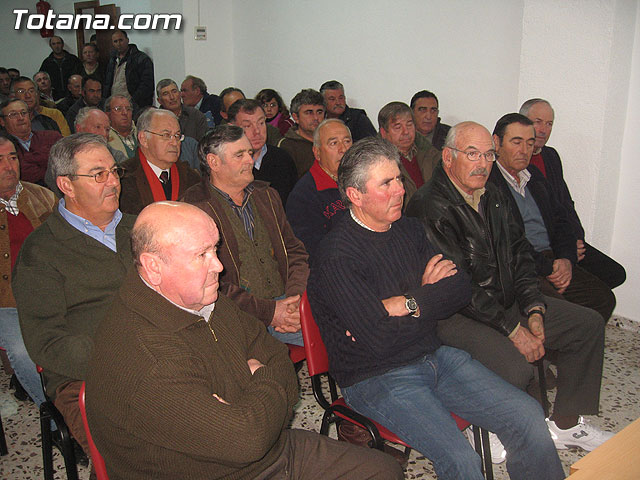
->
xmin=103 ymin=44 xmax=154 ymax=108
xmin=253 ymin=145 xmax=297 ymax=206
xmin=199 ymin=92 xmax=223 ymax=127
xmin=406 ymin=165 xmax=543 ymax=336
xmin=488 ymin=165 xmax=577 ymax=277
xmin=339 ymin=106 xmax=377 ymax=142
xmin=39 ymin=51 xmax=82 ymax=101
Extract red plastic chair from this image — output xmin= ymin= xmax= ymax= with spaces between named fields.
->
xmin=79 ymin=382 xmax=109 ymax=480
xmin=286 ymin=343 xmax=306 ymax=372
xmin=299 ymin=291 xmax=494 ymax=478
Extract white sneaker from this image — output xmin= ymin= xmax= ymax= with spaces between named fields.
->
xmin=464 ymin=428 xmax=507 ymax=464
xmin=546 ymin=417 xmax=615 ymax=451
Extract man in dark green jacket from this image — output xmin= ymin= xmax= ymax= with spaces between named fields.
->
xmin=13 ymin=133 xmax=134 ymax=457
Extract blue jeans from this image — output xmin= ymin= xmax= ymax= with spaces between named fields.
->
xmin=267 ymin=326 xmax=304 ymax=347
xmin=0 ymin=307 xmax=47 ymax=406
xmin=341 ymin=346 xmax=564 ymax=480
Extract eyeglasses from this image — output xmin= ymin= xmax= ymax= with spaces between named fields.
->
xmin=450 ymin=147 xmax=496 ymax=162
xmin=145 ymin=130 xmax=184 ymax=142
xmin=15 ymin=88 xmax=36 ymax=96
xmin=262 ymin=102 xmax=278 ymax=109
xmin=67 ymin=166 xmax=125 ymax=183
xmin=112 ymin=106 xmax=133 ymax=113
xmin=1 ymin=110 xmax=29 ymax=120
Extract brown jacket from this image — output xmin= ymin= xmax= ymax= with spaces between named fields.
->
xmin=181 ymin=179 xmax=309 ymax=325
xmin=119 ymin=151 xmax=201 ymax=215
xmin=0 ymin=182 xmax=56 ymax=307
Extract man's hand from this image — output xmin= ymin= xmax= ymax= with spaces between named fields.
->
xmin=213 ymin=393 xmax=230 ymax=405
xmin=576 ymin=240 xmax=586 ymax=262
xmin=528 ymin=312 xmax=545 ymax=342
xmin=247 ymin=358 xmax=265 ymax=375
xmin=546 ymin=258 xmax=572 ymax=294
xmin=422 ymin=254 xmax=457 ymax=285
xmin=510 ymin=326 xmax=545 ymax=363
xmin=381 ymin=296 xmax=411 ymax=317
xmin=272 ymin=295 xmax=301 ymax=333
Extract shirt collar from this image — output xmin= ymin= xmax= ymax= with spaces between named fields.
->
xmin=210 ymin=183 xmax=255 ymax=208
xmin=140 ymin=274 xmax=216 ymax=320
xmin=253 ymin=144 xmax=268 ymax=170
xmin=496 ymin=161 xmax=530 ymax=197
xmin=0 ymin=182 xmax=23 ymax=216
xmin=58 ymin=198 xmax=123 ymax=252
xmin=309 ymin=161 xmax=338 ymax=191
xmin=451 ymin=179 xmax=485 ymax=212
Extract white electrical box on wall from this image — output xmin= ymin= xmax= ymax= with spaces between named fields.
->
xmin=195 ymin=26 xmax=206 ymax=40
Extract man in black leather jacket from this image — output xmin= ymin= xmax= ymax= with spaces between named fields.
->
xmin=406 ymin=121 xmax=613 ymax=453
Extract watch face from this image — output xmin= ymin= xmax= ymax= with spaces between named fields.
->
xmin=405 ymin=296 xmax=418 ymax=313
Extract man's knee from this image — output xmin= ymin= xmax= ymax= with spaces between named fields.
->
xmin=433 ymin=446 xmax=483 ymax=480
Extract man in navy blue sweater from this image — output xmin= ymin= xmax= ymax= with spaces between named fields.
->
xmin=308 ymin=137 xmax=564 ymax=480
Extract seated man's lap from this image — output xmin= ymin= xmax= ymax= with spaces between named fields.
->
xmin=53 ymin=380 xmax=90 ymax=455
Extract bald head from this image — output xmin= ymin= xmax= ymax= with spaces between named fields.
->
xmin=133 ymin=202 xmax=224 ymax=310
xmin=75 ymin=108 xmax=111 ymax=140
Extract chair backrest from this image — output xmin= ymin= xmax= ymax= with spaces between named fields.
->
xmin=299 ymin=291 xmax=330 ymax=377
xmin=78 ymin=382 xmax=109 ymax=480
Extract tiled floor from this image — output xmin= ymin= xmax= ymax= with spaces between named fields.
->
xmin=1 ymin=320 xmax=638 ymax=479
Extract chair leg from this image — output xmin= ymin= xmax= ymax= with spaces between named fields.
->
xmin=0 ymin=411 xmax=8 ymax=456
xmin=40 ymin=406 xmax=54 ymax=480
xmin=479 ymin=427 xmax=494 ymax=480
xmin=535 ymin=359 xmax=550 ymax=418
xmin=320 ymin=409 xmax=334 ymax=436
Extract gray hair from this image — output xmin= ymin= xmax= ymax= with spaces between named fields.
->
xmin=47 ymin=133 xmax=107 ymax=180
xmin=104 ymin=94 xmax=131 ymax=112
xmin=319 ymin=80 xmax=344 ymax=95
xmin=33 ymin=71 xmax=50 ymax=82
xmin=136 ymin=108 xmax=179 ymax=137
xmin=444 ymin=122 xmax=495 ymax=159
xmin=0 ymin=98 xmax=28 ymax=113
xmin=131 ymin=219 xmax=167 ymax=268
xmin=378 ymin=102 xmax=412 ymax=132
xmin=338 ymin=136 xmax=400 ymax=207
xmin=313 ymin=118 xmax=351 ymax=147
xmin=290 ymin=89 xmax=324 ymax=116
xmin=156 ymin=78 xmax=178 ymax=99
xmin=519 ymin=98 xmax=554 ymax=117
xmin=184 ymin=75 xmax=207 ymax=95
xmin=197 ymin=124 xmax=245 ymax=176
xmin=74 ymin=106 xmax=101 ymax=129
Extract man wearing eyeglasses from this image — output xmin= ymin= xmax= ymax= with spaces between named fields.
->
xmin=10 ymin=76 xmax=71 ymax=136
xmin=0 ymin=99 xmax=62 ymax=185
xmin=406 ymin=121 xmax=612 ymax=453
xmin=157 ymin=78 xmax=208 ymax=142
xmin=12 ymin=132 xmax=135 ymax=465
xmin=106 ymin=95 xmax=138 ymax=158
xmin=119 ymin=108 xmax=200 ymax=215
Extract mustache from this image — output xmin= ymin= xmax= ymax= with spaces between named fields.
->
xmin=470 ymin=167 xmax=489 ymax=176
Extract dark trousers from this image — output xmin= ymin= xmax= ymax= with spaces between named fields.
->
xmin=54 ymin=381 xmax=89 ymax=455
xmin=579 ymin=241 xmax=626 ymax=290
xmin=540 ymin=250 xmax=616 ymax=322
xmin=254 ymin=429 xmax=404 ymax=480
xmin=437 ymin=295 xmax=604 ymax=417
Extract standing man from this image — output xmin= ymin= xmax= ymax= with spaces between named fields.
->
xmin=320 ymin=80 xmax=376 ymax=142
xmin=86 ymin=201 xmax=402 ymax=480
xmin=104 ymin=30 xmax=155 ymax=109
xmin=228 ymin=99 xmax=297 ymax=205
xmin=286 ymin=118 xmax=351 ymax=260
xmin=0 ymin=133 xmax=56 ymax=407
xmin=105 ymin=95 xmax=137 ymax=158
xmin=180 ymin=75 xmax=222 ymax=128
xmin=119 ymin=109 xmax=200 ymax=215
xmin=278 ymin=89 xmax=325 ymax=178
xmin=406 ymin=121 xmax=612 ymax=452
xmin=38 ymin=36 xmax=82 ymax=101
xmin=182 ymin=125 xmax=308 ymax=346
xmin=488 ymin=113 xmax=615 ymax=322
xmin=308 ymin=136 xmax=564 ymax=480
xmin=65 ymin=76 xmax=104 ymax=133
xmin=13 ymin=132 xmax=133 ymax=458
xmin=0 ymin=99 xmax=61 ymax=185
xmin=156 ymin=78 xmax=208 ymax=141
xmin=410 ymin=90 xmax=451 ymax=150
xmin=520 ymin=98 xmax=626 ymax=290
xmin=378 ymin=101 xmax=440 ymax=206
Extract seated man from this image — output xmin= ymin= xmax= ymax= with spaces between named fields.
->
xmin=0 ymin=133 xmax=56 ymax=406
xmin=33 ymin=71 xmax=56 ymax=108
xmin=278 ymin=89 xmax=325 ymax=178
xmin=11 ymin=76 xmax=70 ymax=135
xmin=56 ymin=74 xmax=83 ymax=116
xmin=286 ymin=118 xmax=351 ymax=260
xmin=489 ymin=113 xmax=615 ymax=322
xmin=320 ymin=80 xmax=376 ymax=142
xmin=119 ymin=108 xmax=200 ymax=215
xmin=308 ymin=136 xmax=563 ymax=480
xmin=228 ymin=99 xmax=297 ymax=205
xmin=65 ymin=75 xmax=104 ymax=133
xmin=182 ymin=125 xmax=308 ymax=346
xmin=86 ymin=201 xmax=402 ymax=480
xmin=156 ymin=78 xmax=208 ymax=141
xmin=520 ymin=98 xmax=626 ymax=290
xmin=0 ymin=99 xmax=61 ymax=185
xmin=406 ymin=121 xmax=612 ymax=452
xmin=12 ymin=132 xmax=134 ymax=457
xmin=411 ymin=90 xmax=451 ymax=150
xmin=180 ymin=75 xmax=222 ymax=128
xmin=378 ymin=101 xmax=440 ymax=206
xmin=105 ymin=95 xmax=138 ymax=158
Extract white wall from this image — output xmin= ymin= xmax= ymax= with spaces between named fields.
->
xmin=612 ymin=3 xmax=640 ymax=320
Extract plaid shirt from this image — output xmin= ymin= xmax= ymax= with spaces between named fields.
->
xmin=211 ymin=184 xmax=256 ymax=240
xmin=0 ymin=182 xmax=23 ymax=216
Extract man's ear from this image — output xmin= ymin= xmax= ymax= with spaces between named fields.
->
xmin=442 ymin=147 xmax=453 ymax=168
xmin=379 ymin=127 xmax=388 ymax=140
xmin=207 ymin=152 xmax=221 ymax=173
xmin=56 ymin=175 xmax=74 ymax=197
xmin=492 ymin=134 xmax=501 ymax=150
xmin=312 ymin=145 xmax=320 ymax=162
xmin=346 ymin=186 xmax=362 ymax=207
xmin=138 ymin=252 xmax=162 ymax=286
xmin=137 ymin=129 xmax=148 ymax=148
xmin=291 ymin=112 xmax=299 ymax=124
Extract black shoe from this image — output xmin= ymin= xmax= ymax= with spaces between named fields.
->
xmin=73 ymin=441 xmax=89 ymax=468
xmin=9 ymin=374 xmax=31 ymax=401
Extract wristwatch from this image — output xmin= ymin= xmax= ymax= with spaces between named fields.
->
xmin=403 ymin=294 xmax=419 ymax=317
